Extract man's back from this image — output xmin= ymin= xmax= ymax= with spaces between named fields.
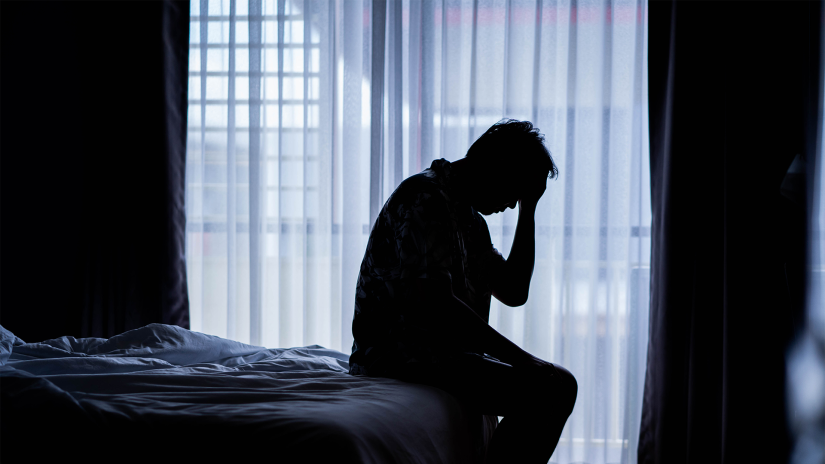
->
xmin=349 ymin=159 xmax=505 ymax=376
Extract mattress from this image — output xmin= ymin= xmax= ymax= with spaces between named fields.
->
xmin=0 ymin=323 xmax=496 ymax=463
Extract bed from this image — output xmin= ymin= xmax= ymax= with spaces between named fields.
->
xmin=0 ymin=323 xmax=496 ymax=463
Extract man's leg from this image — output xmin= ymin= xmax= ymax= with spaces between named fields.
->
xmin=387 ymin=354 xmax=577 ymax=464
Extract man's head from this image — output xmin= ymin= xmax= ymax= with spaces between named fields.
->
xmin=462 ymin=119 xmax=557 ymax=215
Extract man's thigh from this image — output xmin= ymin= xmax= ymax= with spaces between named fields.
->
xmin=386 ymin=353 xmax=549 ymax=417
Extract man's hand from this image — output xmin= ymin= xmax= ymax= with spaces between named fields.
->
xmin=411 ymin=278 xmax=537 ymax=365
xmin=518 ymin=171 xmax=548 ymax=210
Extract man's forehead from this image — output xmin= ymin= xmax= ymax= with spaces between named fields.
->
xmin=500 ymin=168 xmax=547 ymax=184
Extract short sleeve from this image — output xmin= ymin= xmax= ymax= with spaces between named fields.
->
xmin=394 ymin=191 xmax=456 ymax=282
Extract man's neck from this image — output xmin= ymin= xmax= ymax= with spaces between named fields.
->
xmin=446 ymin=158 xmax=477 ymax=205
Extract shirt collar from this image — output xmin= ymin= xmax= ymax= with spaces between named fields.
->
xmin=428 ymin=158 xmax=453 ymax=187
xmin=428 ymin=158 xmax=474 ymax=209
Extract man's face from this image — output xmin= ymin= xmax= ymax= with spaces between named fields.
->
xmin=476 ymin=196 xmax=519 ymax=216
xmin=473 ymin=172 xmax=522 ymax=216
xmin=472 ymin=166 xmax=548 ymax=215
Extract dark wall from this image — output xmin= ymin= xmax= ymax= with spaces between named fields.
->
xmin=2 ymin=2 xmax=83 ymax=342
xmin=1 ymin=1 xmax=189 ymax=342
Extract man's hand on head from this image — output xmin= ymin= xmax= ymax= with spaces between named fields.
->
xmin=494 ymin=171 xmax=545 ymax=308
xmin=518 ymin=171 xmax=548 ymax=210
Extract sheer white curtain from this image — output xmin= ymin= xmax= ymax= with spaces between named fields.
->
xmin=185 ymin=1 xmax=650 ymax=462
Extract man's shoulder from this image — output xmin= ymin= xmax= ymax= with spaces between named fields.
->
xmin=396 ymin=170 xmax=444 ymax=194
xmin=388 ymin=171 xmax=450 ymax=212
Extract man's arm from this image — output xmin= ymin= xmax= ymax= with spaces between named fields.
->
xmin=492 ymin=200 xmax=537 ymax=307
xmin=492 ymin=169 xmax=549 ymax=306
xmin=410 ymin=279 xmax=541 ymax=367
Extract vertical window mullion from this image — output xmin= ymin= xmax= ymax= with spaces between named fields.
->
xmin=468 ymin=0 xmax=479 ymax=145
xmin=276 ymin=0 xmax=287 ymax=345
xmin=531 ymin=0 xmax=544 ymax=124
xmin=369 ymin=0 xmax=386 ymax=232
xmin=502 ymin=0 xmax=511 ymax=115
xmin=387 ymin=0 xmax=403 ymax=190
xmin=303 ymin=0 xmax=311 ymax=342
xmin=226 ymin=0 xmax=238 ymax=341
xmin=249 ymin=0 xmax=264 ymax=346
xmin=198 ymin=0 xmax=209 ymax=329
xmin=438 ymin=0 xmax=447 ymax=161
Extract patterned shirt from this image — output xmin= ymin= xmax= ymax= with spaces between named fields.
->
xmin=349 ymin=159 xmax=507 ymax=376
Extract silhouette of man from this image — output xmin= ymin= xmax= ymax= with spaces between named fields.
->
xmin=349 ymin=119 xmax=577 ymax=464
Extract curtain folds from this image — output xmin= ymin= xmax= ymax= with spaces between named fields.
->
xmin=185 ymin=1 xmax=649 ymax=462
xmin=78 ymin=0 xmax=192 ymax=337
xmin=163 ymin=0 xmax=194 ymax=330
xmin=1 ymin=1 xmax=192 ymax=340
xmin=641 ymin=2 xmax=819 ymax=463
xmin=787 ymin=2 xmax=825 ymax=463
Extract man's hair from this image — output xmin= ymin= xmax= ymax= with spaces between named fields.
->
xmin=465 ymin=119 xmax=558 ymax=180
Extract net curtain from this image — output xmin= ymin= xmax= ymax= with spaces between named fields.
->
xmin=185 ymin=1 xmax=650 ymax=462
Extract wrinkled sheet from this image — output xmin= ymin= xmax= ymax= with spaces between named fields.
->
xmin=0 ymin=323 xmax=494 ymax=463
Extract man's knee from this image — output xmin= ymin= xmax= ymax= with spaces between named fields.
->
xmin=552 ymin=364 xmax=577 ymax=417
xmin=518 ymin=364 xmax=577 ymax=418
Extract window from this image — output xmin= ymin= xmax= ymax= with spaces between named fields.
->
xmin=186 ymin=1 xmax=651 ymax=462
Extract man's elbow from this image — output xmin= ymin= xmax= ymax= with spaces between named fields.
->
xmin=494 ymin=288 xmax=529 ymax=307
xmin=511 ymin=292 xmax=528 ymax=307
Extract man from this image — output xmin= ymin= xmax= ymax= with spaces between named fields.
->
xmin=349 ymin=119 xmax=577 ymax=464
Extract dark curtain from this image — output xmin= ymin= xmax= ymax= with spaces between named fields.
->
xmin=1 ymin=1 xmax=190 ymax=341
xmin=640 ymin=2 xmax=821 ymax=463
xmin=78 ymin=0 xmax=191 ymax=338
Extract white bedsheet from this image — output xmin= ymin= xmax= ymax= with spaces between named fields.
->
xmin=0 ymin=323 xmax=493 ymax=463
